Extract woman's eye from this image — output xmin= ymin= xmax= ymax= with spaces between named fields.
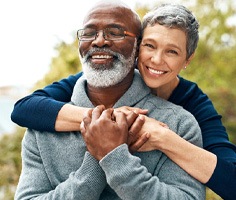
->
xmin=143 ymin=43 xmax=154 ymax=48
xmin=168 ymin=50 xmax=178 ymax=55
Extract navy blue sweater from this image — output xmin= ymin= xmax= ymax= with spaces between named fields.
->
xmin=11 ymin=72 xmax=236 ymax=200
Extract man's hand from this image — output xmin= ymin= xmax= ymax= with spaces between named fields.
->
xmin=80 ymin=105 xmax=132 ymax=160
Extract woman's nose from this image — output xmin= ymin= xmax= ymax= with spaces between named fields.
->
xmin=151 ymin=51 xmax=164 ymax=65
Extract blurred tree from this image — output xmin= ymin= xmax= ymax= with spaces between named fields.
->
xmin=0 ymin=127 xmax=25 ymax=200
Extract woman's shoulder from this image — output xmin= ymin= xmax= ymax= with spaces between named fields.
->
xmin=170 ymin=76 xmax=209 ymax=106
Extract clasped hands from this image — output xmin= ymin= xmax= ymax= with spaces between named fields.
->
xmin=80 ymin=105 xmax=169 ymax=160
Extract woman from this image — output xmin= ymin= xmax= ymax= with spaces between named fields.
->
xmin=11 ymin=3 xmax=236 ymax=199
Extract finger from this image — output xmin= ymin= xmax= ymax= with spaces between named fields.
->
xmin=82 ymin=108 xmax=93 ymax=127
xmin=114 ymin=110 xmax=128 ymax=129
xmin=84 ymin=108 xmax=93 ymax=118
xmin=133 ymin=108 xmax=148 ymax=115
xmin=91 ymin=105 xmax=105 ymax=121
xmin=116 ymin=106 xmax=148 ymax=116
xmin=128 ymin=115 xmax=145 ymax=145
xmin=100 ymin=108 xmax=114 ymax=121
xmin=129 ymin=132 xmax=150 ymax=152
xmin=80 ymin=121 xmax=85 ymax=134
xmin=129 ymin=115 xmax=145 ymax=134
xmin=126 ymin=111 xmax=139 ymax=128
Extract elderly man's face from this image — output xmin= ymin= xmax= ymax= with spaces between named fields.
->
xmin=78 ymin=5 xmax=138 ymax=87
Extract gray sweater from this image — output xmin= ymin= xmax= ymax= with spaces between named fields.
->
xmin=15 ymin=71 xmax=205 ymax=200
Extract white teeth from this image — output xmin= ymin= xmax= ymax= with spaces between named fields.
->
xmin=148 ymin=67 xmax=165 ymax=75
xmin=92 ymin=55 xmax=112 ymax=59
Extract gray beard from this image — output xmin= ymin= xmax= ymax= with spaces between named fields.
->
xmin=81 ymin=40 xmax=137 ymax=88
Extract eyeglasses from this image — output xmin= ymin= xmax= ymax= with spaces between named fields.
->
xmin=77 ymin=27 xmax=136 ymax=41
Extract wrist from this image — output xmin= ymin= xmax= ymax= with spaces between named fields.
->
xmin=157 ymin=129 xmax=177 ymax=151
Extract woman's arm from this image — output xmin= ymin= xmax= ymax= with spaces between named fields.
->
xmin=55 ymin=104 xmax=90 ymax=131
xmin=11 ymin=72 xmax=83 ymax=132
xmin=134 ymin=116 xmax=217 ymax=183
xmin=132 ymin=114 xmax=236 ymax=200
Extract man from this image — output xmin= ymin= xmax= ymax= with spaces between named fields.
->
xmin=15 ymin=0 xmax=205 ymax=199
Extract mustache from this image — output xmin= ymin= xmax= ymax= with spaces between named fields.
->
xmin=82 ymin=47 xmax=124 ymax=63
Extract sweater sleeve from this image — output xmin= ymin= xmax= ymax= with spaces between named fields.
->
xmin=15 ymin=130 xmax=106 ymax=200
xmin=206 ymin=156 xmax=236 ymax=200
xmin=11 ymin=72 xmax=83 ymax=132
xmin=100 ymin=144 xmax=205 ymax=200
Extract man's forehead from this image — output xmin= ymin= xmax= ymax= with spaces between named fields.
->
xmin=85 ymin=5 xmax=128 ymax=18
xmin=83 ymin=7 xmax=129 ymax=26
xmin=91 ymin=0 xmax=130 ymax=11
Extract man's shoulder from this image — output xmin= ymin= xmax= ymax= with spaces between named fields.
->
xmin=23 ymin=129 xmax=54 ymax=146
xmin=146 ymin=94 xmax=202 ymax=146
xmin=146 ymin=94 xmax=185 ymax=112
xmin=145 ymin=94 xmax=198 ymax=125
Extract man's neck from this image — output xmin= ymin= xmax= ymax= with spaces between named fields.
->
xmin=87 ymin=71 xmax=134 ymax=108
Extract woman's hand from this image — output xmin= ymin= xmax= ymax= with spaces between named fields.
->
xmin=115 ymin=106 xmax=148 ymax=116
xmin=129 ymin=115 xmax=170 ymax=152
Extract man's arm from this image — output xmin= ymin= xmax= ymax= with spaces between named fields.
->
xmin=15 ymin=130 xmax=106 ymax=200
xmin=100 ymin=144 xmax=205 ymax=200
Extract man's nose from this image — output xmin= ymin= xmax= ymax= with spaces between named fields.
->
xmin=92 ymin=30 xmax=111 ymax=47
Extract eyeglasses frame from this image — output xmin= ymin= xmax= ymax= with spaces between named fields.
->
xmin=77 ymin=27 xmax=136 ymax=41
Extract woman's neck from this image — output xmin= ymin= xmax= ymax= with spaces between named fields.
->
xmin=151 ymin=77 xmax=180 ymax=100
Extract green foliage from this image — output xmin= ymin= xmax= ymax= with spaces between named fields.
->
xmin=0 ymin=127 xmax=25 ymax=199
xmin=206 ymin=188 xmax=223 ymax=200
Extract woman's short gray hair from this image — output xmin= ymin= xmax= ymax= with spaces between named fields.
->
xmin=142 ymin=3 xmax=199 ymax=59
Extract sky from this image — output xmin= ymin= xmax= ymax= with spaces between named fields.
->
xmin=0 ymin=0 xmax=159 ymax=88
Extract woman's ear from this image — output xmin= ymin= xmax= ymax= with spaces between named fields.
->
xmin=185 ymin=53 xmax=195 ymax=67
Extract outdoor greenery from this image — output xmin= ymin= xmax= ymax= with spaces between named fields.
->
xmin=1 ymin=0 xmax=235 ymax=199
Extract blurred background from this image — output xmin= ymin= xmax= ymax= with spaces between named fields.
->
xmin=0 ymin=0 xmax=235 ymax=199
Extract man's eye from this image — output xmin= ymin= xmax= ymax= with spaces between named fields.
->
xmin=83 ymin=31 xmax=95 ymax=36
xmin=108 ymin=30 xmax=122 ymax=36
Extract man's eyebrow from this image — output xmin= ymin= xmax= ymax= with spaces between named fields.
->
xmin=83 ymin=24 xmax=124 ymax=29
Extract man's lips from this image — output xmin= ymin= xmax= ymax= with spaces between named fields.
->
xmin=91 ymin=55 xmax=113 ymax=59
xmin=89 ymin=54 xmax=115 ymax=64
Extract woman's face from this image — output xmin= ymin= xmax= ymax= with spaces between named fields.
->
xmin=138 ymin=24 xmax=193 ymax=90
